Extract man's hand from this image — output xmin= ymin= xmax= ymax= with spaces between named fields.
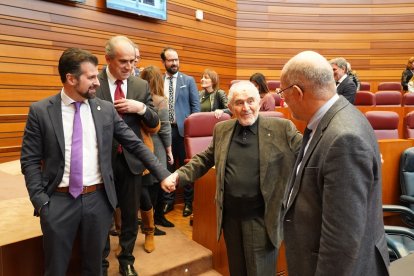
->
xmin=114 ymin=98 xmax=145 ymax=114
xmin=161 ymin=172 xmax=178 ymax=193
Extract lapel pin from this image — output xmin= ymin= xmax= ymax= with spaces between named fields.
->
xmin=267 ymin=133 xmax=271 ymax=136
xmin=97 ymin=106 xmax=101 ymax=111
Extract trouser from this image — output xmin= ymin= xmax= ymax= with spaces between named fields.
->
xmin=222 ymin=214 xmax=277 ymax=276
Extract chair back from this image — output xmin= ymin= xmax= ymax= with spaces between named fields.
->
xmin=271 ymin=93 xmax=281 ymax=107
xmin=378 ymin=82 xmax=402 ymax=91
xmin=354 ymin=91 xmax=376 ymax=106
xmin=403 ymin=93 xmax=414 ymax=106
xmin=184 ymin=112 xmax=231 ymax=162
xmin=404 ymin=111 xmax=414 ymax=138
xmin=375 ymin=91 xmax=402 ymax=106
xmin=267 ymin=80 xmax=280 ymax=91
xmin=400 ymin=147 xmax=414 ymax=211
xmin=359 ymin=82 xmax=371 ymax=91
xmin=365 ymin=111 xmax=399 ymax=139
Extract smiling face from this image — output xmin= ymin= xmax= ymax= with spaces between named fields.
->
xmin=228 ymin=82 xmax=260 ymax=126
xmin=66 ymin=61 xmax=100 ymax=101
xmin=201 ymin=74 xmax=213 ymax=91
xmin=162 ymin=49 xmax=180 ymax=75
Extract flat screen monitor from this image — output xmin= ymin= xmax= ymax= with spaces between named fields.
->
xmin=106 ymin=0 xmax=167 ymax=21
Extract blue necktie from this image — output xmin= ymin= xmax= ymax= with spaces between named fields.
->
xmin=69 ymin=101 xmax=83 ymax=198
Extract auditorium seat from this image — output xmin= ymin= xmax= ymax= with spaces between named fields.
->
xmin=403 ymin=93 xmax=414 ymax=106
xmin=365 ymin=111 xmax=399 ymax=139
xmin=378 ymin=82 xmax=402 ymax=91
xmin=271 ymin=93 xmax=281 ymax=107
xmin=184 ymin=112 xmax=231 ymax=163
xmin=400 ymin=147 xmax=414 ymax=211
xmin=375 ymin=91 xmax=402 ymax=106
xmin=259 ymin=111 xmax=285 ymax=118
xmin=354 ymin=91 xmax=376 ymax=106
xmin=404 ymin=111 xmax=414 ymax=139
xmin=359 ymin=82 xmax=371 ymax=91
xmin=267 ymin=80 xmax=280 ymax=91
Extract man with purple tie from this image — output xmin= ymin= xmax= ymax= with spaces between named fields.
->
xmin=20 ymin=48 xmax=172 ymax=276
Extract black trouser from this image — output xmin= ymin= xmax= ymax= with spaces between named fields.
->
xmin=163 ymin=124 xmax=194 ymax=205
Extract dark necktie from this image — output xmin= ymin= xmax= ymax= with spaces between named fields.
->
xmin=168 ymin=76 xmax=175 ymax=123
xmin=69 ymin=102 xmax=83 ymax=198
xmin=336 ymin=81 xmax=340 ymax=86
xmin=115 ymin=79 xmax=125 ymax=153
xmin=287 ymin=127 xmax=312 ymax=205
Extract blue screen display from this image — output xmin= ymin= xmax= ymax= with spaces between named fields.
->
xmin=107 ymin=0 xmax=167 ymax=21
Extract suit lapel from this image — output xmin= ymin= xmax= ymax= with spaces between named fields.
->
xmin=216 ymin=120 xmax=236 ymax=186
xmin=126 ymin=77 xmax=135 ymax=100
xmin=98 ymin=70 xmax=114 ymax=103
xmin=48 ymin=93 xmax=65 ymax=157
xmin=258 ymin=117 xmax=273 ymax=190
xmin=286 ymin=97 xmax=349 ymax=210
xmin=175 ymin=73 xmax=183 ymax=102
xmin=88 ymin=98 xmax=104 ymax=152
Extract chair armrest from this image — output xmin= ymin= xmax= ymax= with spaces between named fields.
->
xmin=400 ymin=195 xmax=414 ymax=204
xmin=384 ymin=225 xmax=414 ymax=239
xmin=383 ymin=204 xmax=414 ymax=228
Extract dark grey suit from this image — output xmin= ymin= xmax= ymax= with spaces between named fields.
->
xmin=283 ymin=96 xmax=390 ymax=276
xmin=337 ymin=75 xmax=357 ymax=104
xmin=96 ymin=70 xmax=160 ymax=267
xmin=177 ymin=116 xmax=302 ymax=275
xmin=20 ymin=93 xmax=169 ymax=275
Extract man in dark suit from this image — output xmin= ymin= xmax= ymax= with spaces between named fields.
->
xmin=163 ymin=81 xmax=302 ymax=275
xmin=281 ymin=51 xmax=390 ymax=276
xmin=20 ymin=48 xmax=172 ymax=276
xmin=159 ymin=47 xmax=200 ymax=219
xmin=96 ymin=36 xmax=159 ymax=276
xmin=330 ymin=57 xmax=357 ymax=104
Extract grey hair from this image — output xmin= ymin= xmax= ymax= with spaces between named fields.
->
xmin=329 ymin=57 xmax=348 ymax=71
xmin=228 ymin=81 xmax=260 ymax=104
xmin=105 ymin=36 xmax=136 ymax=58
xmin=281 ymin=51 xmax=336 ymax=99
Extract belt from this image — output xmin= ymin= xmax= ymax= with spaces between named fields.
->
xmin=55 ymin=183 xmax=104 ymax=194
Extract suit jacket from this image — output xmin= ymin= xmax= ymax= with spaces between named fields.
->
xmin=177 ymin=116 xmax=302 ymax=247
xmin=282 ymin=96 xmax=390 ymax=276
xmin=337 ymin=75 xmax=357 ymax=104
xmin=168 ymin=72 xmax=200 ymax=136
xmin=96 ymin=70 xmax=159 ymax=175
xmin=20 ymin=93 xmax=170 ymax=213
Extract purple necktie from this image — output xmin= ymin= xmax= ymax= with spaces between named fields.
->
xmin=69 ymin=101 xmax=83 ymax=198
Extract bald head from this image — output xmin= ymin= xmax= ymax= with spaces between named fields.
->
xmin=281 ymin=51 xmax=336 ymax=100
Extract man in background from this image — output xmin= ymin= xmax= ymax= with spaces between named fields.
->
xmin=20 ymin=47 xmax=171 ymax=276
xmin=159 ymin=47 xmax=199 ymax=219
xmin=281 ymin=51 xmax=389 ymax=276
xmin=330 ymin=57 xmax=357 ymax=104
xmin=97 ymin=36 xmax=160 ymax=276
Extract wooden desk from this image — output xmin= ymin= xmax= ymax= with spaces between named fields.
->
xmin=192 ymin=168 xmax=287 ymax=276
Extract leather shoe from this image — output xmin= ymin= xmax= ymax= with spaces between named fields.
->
xmin=154 ymin=226 xmax=166 ymax=236
xmin=119 ymin=264 xmax=138 ymax=276
xmin=183 ymin=203 xmax=193 ymax=217
xmin=162 ymin=202 xmax=174 ymax=214
xmin=154 ymin=215 xmax=175 ymax=227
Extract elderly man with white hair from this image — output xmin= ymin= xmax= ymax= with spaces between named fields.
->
xmin=164 ymin=81 xmax=302 ymax=275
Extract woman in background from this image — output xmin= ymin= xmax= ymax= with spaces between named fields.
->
xmin=250 ymin=72 xmax=276 ymax=111
xmin=139 ymin=66 xmax=174 ymax=252
xmin=199 ymin=69 xmax=229 ymax=118
xmin=401 ymin=57 xmax=414 ymax=93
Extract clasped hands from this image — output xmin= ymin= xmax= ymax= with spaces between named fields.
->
xmin=161 ymin=172 xmax=179 ymax=193
xmin=114 ymin=98 xmax=145 ymax=114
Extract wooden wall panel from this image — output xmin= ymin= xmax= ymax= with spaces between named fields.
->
xmin=0 ymin=0 xmax=237 ymax=159
xmin=237 ymin=0 xmax=414 ymax=90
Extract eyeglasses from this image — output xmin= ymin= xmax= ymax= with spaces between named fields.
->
xmin=135 ymin=56 xmax=141 ymax=61
xmin=276 ymin=84 xmax=295 ymax=98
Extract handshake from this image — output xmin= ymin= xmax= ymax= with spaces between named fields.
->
xmin=161 ymin=172 xmax=179 ymax=193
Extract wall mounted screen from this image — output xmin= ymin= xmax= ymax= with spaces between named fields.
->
xmin=106 ymin=0 xmax=167 ymax=20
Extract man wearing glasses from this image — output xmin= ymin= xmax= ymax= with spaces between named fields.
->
xmin=159 ymin=47 xmax=200 ymax=220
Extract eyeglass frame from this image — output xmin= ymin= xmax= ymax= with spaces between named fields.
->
xmin=276 ymin=84 xmax=303 ymax=98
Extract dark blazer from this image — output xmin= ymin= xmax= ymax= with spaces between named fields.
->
xmin=337 ymin=75 xmax=357 ymax=104
xmin=168 ymin=72 xmax=200 ymax=137
xmin=199 ymin=89 xmax=228 ymax=112
xmin=177 ymin=116 xmax=302 ymax=247
xmin=283 ymin=96 xmax=390 ymax=276
xmin=20 ymin=93 xmax=170 ymax=213
xmin=96 ymin=70 xmax=159 ymax=175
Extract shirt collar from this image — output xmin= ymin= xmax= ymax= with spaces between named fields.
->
xmin=106 ymin=67 xmax=124 ymax=85
xmin=337 ymin=74 xmax=347 ymax=84
xmin=236 ymin=117 xmax=259 ymax=136
xmin=308 ymin=94 xmax=339 ymax=131
xmin=61 ymin=89 xmax=88 ymax=106
xmin=166 ymin=72 xmax=178 ymax=79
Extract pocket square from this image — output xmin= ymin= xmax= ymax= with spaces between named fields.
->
xmin=180 ymin=85 xmax=187 ymax=88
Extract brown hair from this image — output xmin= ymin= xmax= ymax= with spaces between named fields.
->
xmin=407 ymin=57 xmax=414 ymax=69
xmin=140 ymin=66 xmax=165 ymax=97
xmin=203 ymin=69 xmax=219 ymax=90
